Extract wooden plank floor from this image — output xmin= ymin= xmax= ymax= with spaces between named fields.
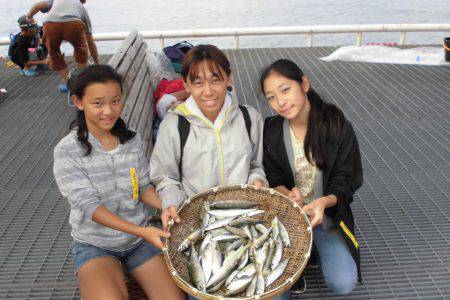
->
xmin=1 ymin=48 xmax=449 ymax=299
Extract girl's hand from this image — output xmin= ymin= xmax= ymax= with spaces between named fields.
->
xmin=288 ymin=187 xmax=303 ymax=205
xmin=253 ymin=178 xmax=267 ymax=190
xmin=161 ymin=205 xmax=180 ymax=231
xmin=139 ymin=226 xmax=171 ymax=249
xmin=302 ymin=197 xmax=327 ymax=227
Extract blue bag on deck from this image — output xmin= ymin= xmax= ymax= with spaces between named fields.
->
xmin=162 ymin=41 xmax=194 ymax=73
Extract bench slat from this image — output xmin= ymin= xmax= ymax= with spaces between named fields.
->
xmin=110 ymin=32 xmax=156 ymax=160
xmin=108 ymin=31 xmax=138 ymax=69
xmin=143 ymin=106 xmax=155 ymax=159
xmin=122 ymin=43 xmax=148 ymax=99
xmin=121 ymin=55 xmax=149 ymax=125
xmin=118 ymin=38 xmax=146 ymax=90
xmin=129 ymin=70 xmax=152 ymax=135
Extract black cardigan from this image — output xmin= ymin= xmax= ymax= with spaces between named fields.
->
xmin=263 ymin=115 xmax=363 ymax=282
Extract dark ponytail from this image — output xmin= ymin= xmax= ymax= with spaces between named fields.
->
xmin=260 ymin=59 xmax=344 ymax=169
xmin=70 ymin=110 xmax=92 ymax=156
xmin=69 ymin=64 xmax=136 ymax=156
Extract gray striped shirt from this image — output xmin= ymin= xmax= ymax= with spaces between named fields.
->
xmin=53 ymin=131 xmax=153 ymax=250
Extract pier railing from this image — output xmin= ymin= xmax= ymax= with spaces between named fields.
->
xmin=1 ymin=23 xmax=449 ymax=48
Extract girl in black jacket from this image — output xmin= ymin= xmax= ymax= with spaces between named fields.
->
xmin=260 ymin=59 xmax=363 ymax=295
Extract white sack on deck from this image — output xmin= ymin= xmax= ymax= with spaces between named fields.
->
xmin=320 ymin=45 xmax=450 ymax=65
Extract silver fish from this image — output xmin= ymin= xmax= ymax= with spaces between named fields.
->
xmin=208 ymin=215 xmax=216 ymax=225
xmin=278 ymin=219 xmax=291 ymax=247
xmin=226 ymin=238 xmax=245 ymax=254
xmin=211 ymin=234 xmax=241 ymax=242
xmin=225 ymin=269 xmax=240 ymax=286
xmin=266 ymin=258 xmax=290 ymax=286
xmin=208 ymin=208 xmax=257 ymax=218
xmin=245 ymin=209 xmax=265 ymax=217
xmin=271 ymin=235 xmax=283 ymax=269
xmin=229 ymin=217 xmax=264 ymax=227
xmin=210 ymin=228 xmax=230 ymax=237
xmin=256 ymin=272 xmax=266 ymax=294
xmin=188 ymin=244 xmax=206 ymax=292
xmin=201 ymin=242 xmax=213 ymax=283
xmin=250 ymin=225 xmax=259 ymax=239
xmin=211 ymin=241 xmax=222 ymax=276
xmin=271 ymin=216 xmax=280 ymax=240
xmin=207 ymin=244 xmax=249 ymax=288
xmin=238 ymin=249 xmax=249 ymax=270
xmin=211 ymin=200 xmax=257 ymax=209
xmin=204 ymin=217 xmax=235 ymax=231
xmin=255 ymin=223 xmax=269 ymax=234
xmin=243 ymin=225 xmax=253 ymax=239
xmin=207 ymin=279 xmax=225 ymax=293
xmin=236 ymin=263 xmax=256 ymax=279
xmin=225 ymin=276 xmax=253 ymax=296
xmin=250 ymin=247 xmax=260 ymax=269
xmin=225 ymin=225 xmax=248 ymax=238
xmin=245 ymin=275 xmax=258 ymax=297
xmin=253 ymin=225 xmax=272 ymax=249
xmin=256 ymin=241 xmax=270 ymax=272
xmin=263 ymin=239 xmax=276 ymax=272
xmin=199 ymin=232 xmax=211 ymax=253
xmin=201 ymin=202 xmax=210 ymax=236
xmin=178 ymin=228 xmax=202 ymax=252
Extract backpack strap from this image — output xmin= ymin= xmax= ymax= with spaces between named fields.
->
xmin=177 ymin=105 xmax=251 ymax=175
xmin=177 ymin=114 xmax=190 ymax=177
xmin=238 ymin=105 xmax=252 ymax=143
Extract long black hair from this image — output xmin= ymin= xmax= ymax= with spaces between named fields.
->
xmin=260 ymin=59 xmax=344 ymax=169
xmin=69 ymin=64 xmax=136 ymax=156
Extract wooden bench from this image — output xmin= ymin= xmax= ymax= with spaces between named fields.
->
xmin=108 ymin=31 xmax=156 ymax=160
xmin=108 ymin=31 xmax=158 ymax=300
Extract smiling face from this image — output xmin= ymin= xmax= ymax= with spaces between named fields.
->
xmin=263 ymin=71 xmax=311 ymax=121
xmin=184 ymin=60 xmax=231 ymax=122
xmin=72 ymin=80 xmax=123 ymax=135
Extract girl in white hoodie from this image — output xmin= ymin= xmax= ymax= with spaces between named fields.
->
xmin=150 ymin=44 xmax=268 ymax=230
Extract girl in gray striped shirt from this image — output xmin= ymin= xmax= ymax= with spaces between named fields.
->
xmin=53 ymin=65 xmax=185 ymax=299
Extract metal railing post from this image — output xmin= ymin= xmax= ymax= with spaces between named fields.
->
xmin=307 ymin=33 xmax=313 ymax=47
xmin=159 ymin=37 xmax=165 ymax=49
xmin=399 ymin=32 xmax=406 ymax=45
xmin=356 ymin=32 xmax=363 ymax=46
xmin=234 ymin=34 xmax=240 ymax=49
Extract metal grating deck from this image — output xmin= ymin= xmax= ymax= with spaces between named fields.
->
xmin=1 ymin=47 xmax=450 ymax=299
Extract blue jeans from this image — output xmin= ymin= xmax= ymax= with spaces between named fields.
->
xmin=313 ymin=223 xmax=358 ymax=295
xmin=72 ymin=239 xmax=161 ymax=275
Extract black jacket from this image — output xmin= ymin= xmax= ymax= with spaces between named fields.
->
xmin=263 ymin=115 xmax=363 ymax=281
xmin=17 ymin=35 xmax=37 ymax=69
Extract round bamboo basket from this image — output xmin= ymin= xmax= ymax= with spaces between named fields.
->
xmin=163 ymin=184 xmax=312 ymax=299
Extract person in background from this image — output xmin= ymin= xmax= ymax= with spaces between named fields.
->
xmin=9 ymin=15 xmax=49 ymax=76
xmin=26 ymin=0 xmax=99 ymax=92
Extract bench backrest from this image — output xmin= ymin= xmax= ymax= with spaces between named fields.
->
xmin=108 ymin=31 xmax=155 ymax=159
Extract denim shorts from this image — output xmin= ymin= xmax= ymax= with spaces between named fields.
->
xmin=72 ymin=239 xmax=162 ymax=275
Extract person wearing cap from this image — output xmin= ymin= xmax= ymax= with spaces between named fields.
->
xmin=12 ymin=15 xmax=49 ymax=76
xmin=26 ymin=0 xmax=99 ymax=92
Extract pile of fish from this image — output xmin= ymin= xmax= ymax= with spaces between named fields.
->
xmin=178 ymin=200 xmax=291 ymax=297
